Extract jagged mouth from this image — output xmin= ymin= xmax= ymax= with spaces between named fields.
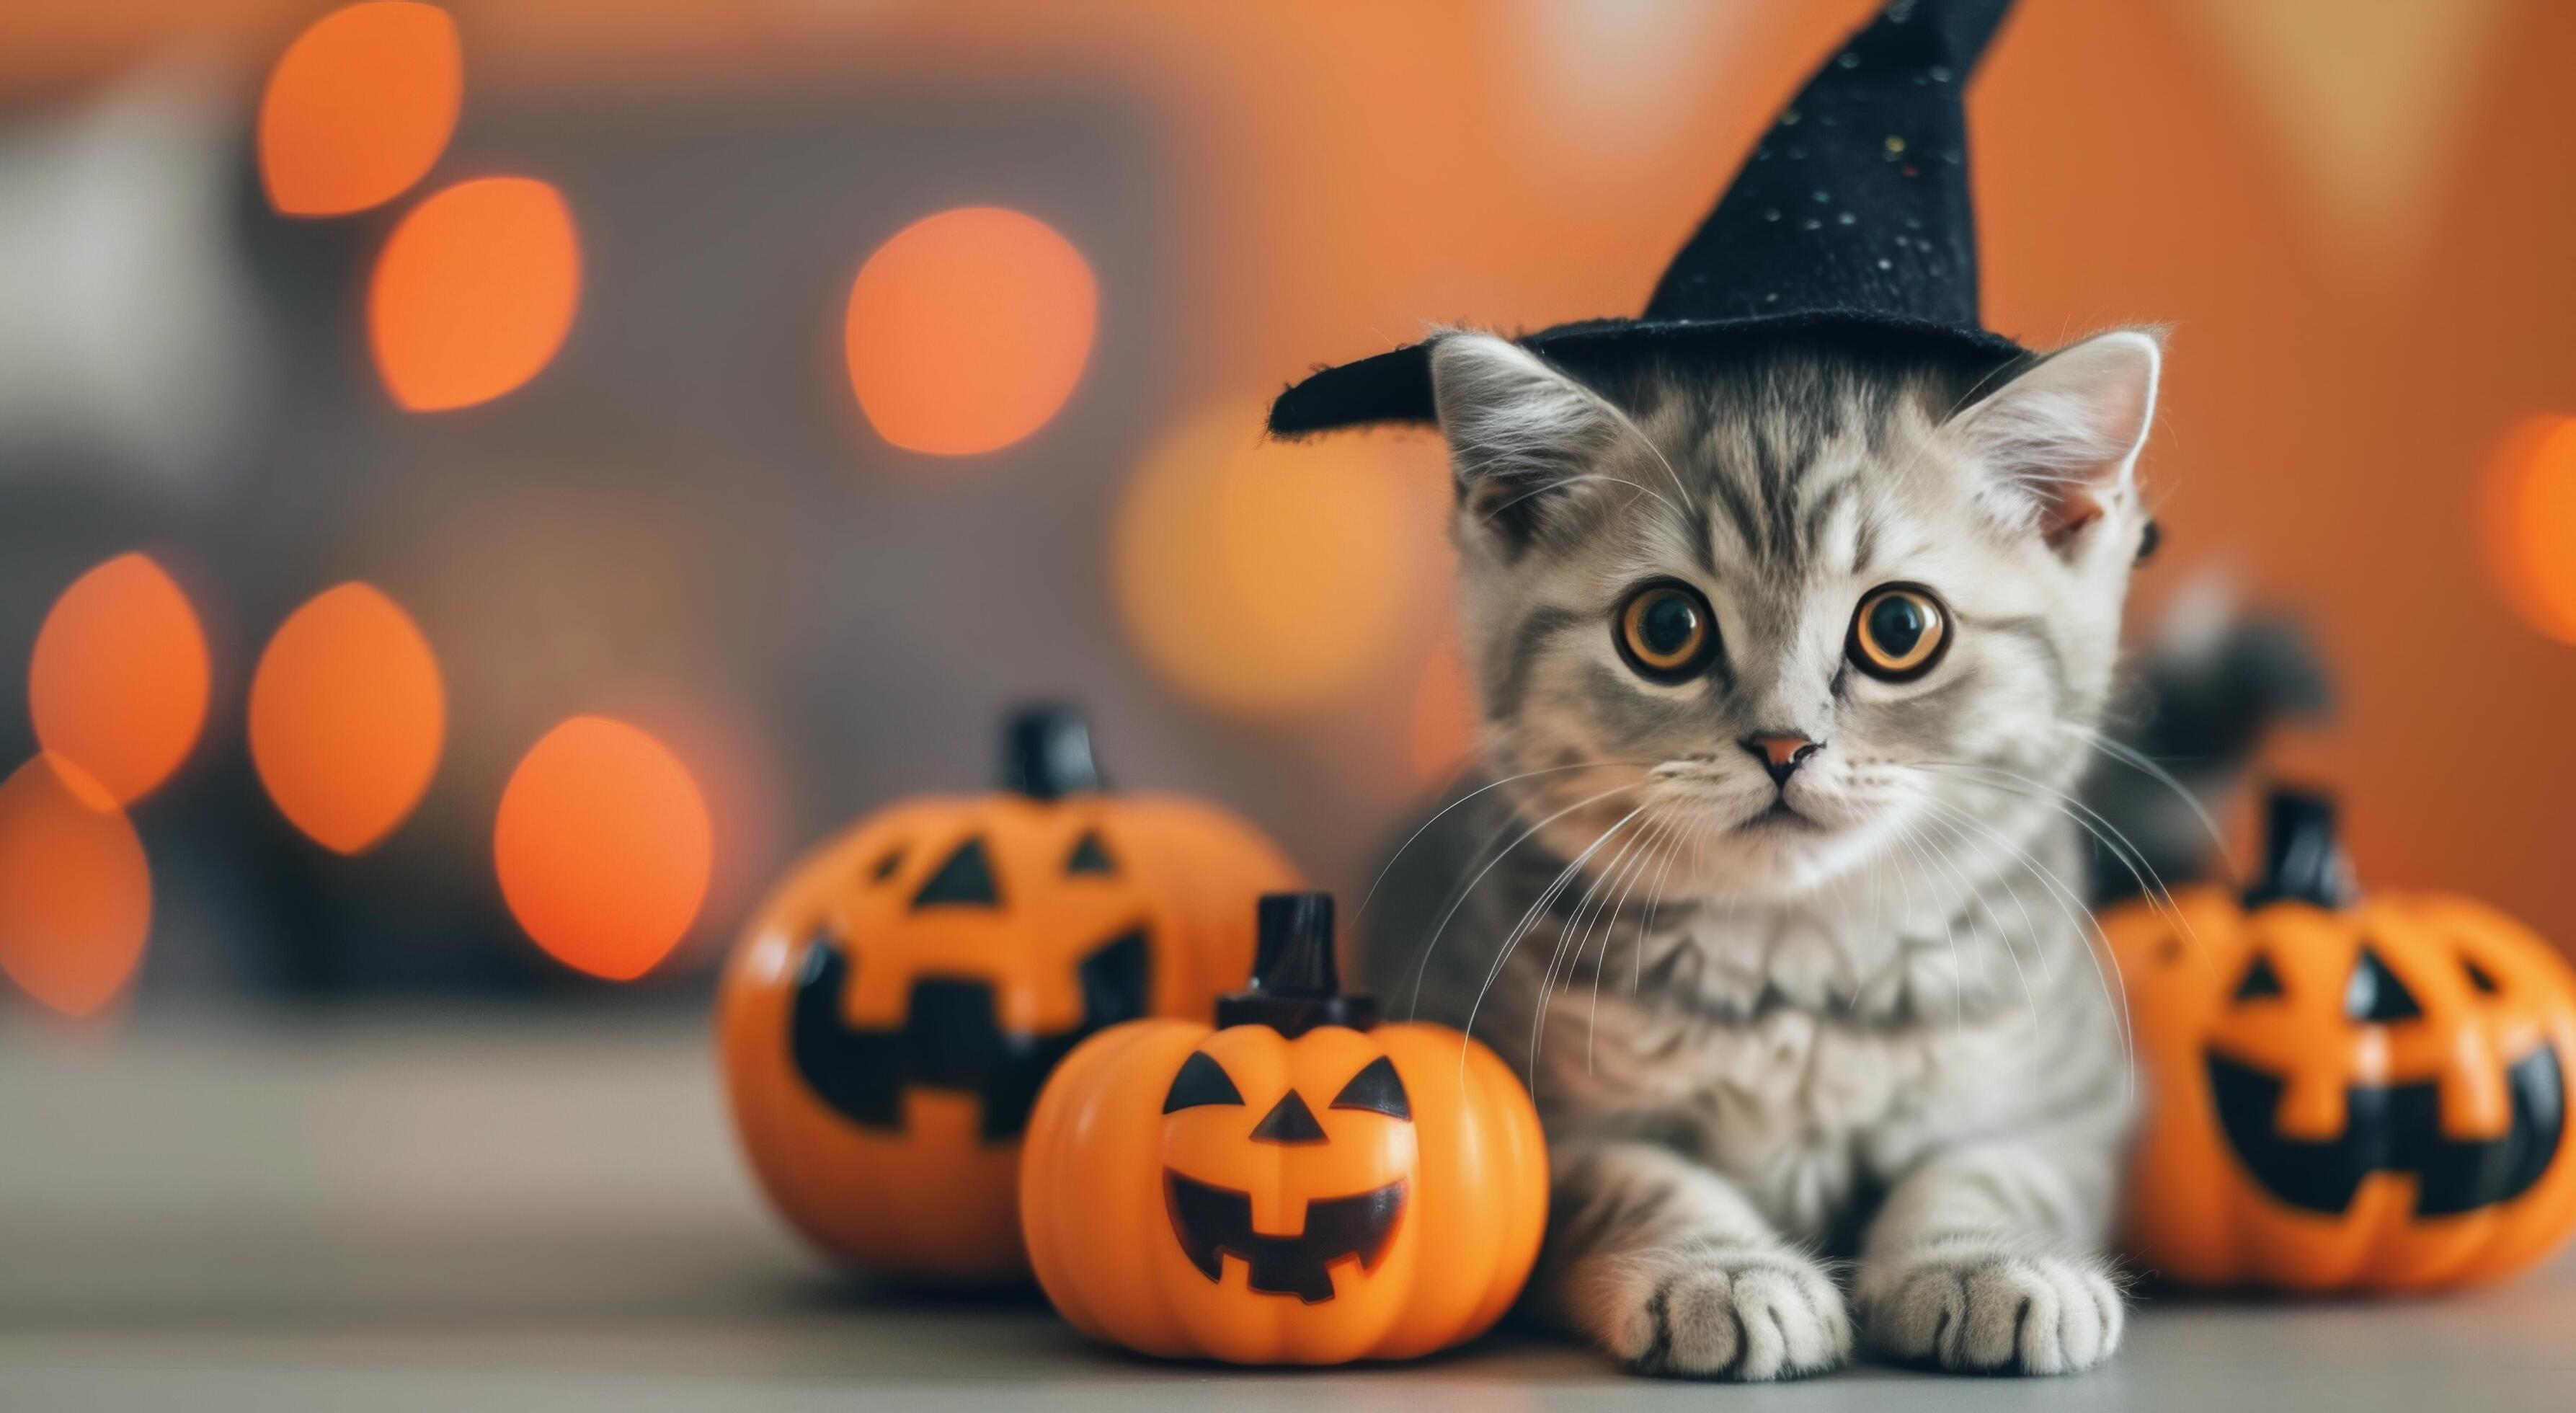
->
xmin=1163 ymin=1170 xmax=1406 ymax=1304
xmin=2206 ymin=1041 xmax=2567 ymax=1216
xmin=788 ymin=926 xmax=1149 ymax=1141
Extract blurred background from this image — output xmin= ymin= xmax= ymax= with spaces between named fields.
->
xmin=5 ymin=0 xmax=2576 ymax=1024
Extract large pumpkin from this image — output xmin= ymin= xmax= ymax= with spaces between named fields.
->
xmin=1021 ymin=892 xmax=1547 ymax=1363
xmin=717 ymin=706 xmax=1299 ymax=1283
xmin=2107 ymin=788 xmax=2576 ymax=1291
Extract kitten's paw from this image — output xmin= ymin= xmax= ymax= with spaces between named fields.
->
xmin=1859 ymin=1246 xmax=2123 ymax=1376
xmin=1588 ymin=1243 xmax=1850 ymax=1381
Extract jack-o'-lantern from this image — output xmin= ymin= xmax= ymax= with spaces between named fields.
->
xmin=2107 ymin=787 xmax=2576 ymax=1291
xmin=1021 ymin=892 xmax=1547 ymax=1363
xmin=717 ymin=706 xmax=1299 ymax=1283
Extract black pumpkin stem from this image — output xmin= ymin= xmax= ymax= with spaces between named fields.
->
xmin=2244 ymin=785 xmax=2353 ymax=909
xmin=1217 ymin=892 xmax=1379 ymax=1037
xmin=1002 ymin=704 xmax=1106 ymax=800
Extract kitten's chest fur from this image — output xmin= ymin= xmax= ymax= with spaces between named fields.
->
xmin=1362 ymin=788 xmax=2126 ymax=1246
xmin=1537 ymin=916 xmax=2054 ymax=1243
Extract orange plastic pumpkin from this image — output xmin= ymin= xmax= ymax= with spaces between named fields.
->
xmin=717 ymin=706 xmax=1299 ymax=1283
xmin=2108 ymin=788 xmax=2576 ymax=1291
xmin=1021 ymin=892 xmax=1547 ymax=1363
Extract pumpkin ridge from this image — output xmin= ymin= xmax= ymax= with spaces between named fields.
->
xmin=717 ymin=706 xmax=1295 ymax=1283
xmin=2108 ymin=789 xmax=2576 ymax=1292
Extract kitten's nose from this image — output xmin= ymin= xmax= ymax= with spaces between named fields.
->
xmin=1741 ymin=733 xmax=1821 ymax=787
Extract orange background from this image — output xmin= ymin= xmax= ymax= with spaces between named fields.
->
xmin=5 ymin=0 xmax=2575 ymax=978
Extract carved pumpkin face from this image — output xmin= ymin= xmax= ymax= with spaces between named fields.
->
xmin=718 ymin=709 xmax=1298 ymax=1283
xmin=1158 ymin=1029 xmax=1418 ymax=1305
xmin=2110 ymin=792 xmax=2576 ymax=1291
xmin=1021 ymin=893 xmax=1548 ymax=1364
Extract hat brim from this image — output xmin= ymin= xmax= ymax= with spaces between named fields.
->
xmin=1266 ymin=311 xmax=2028 ymax=438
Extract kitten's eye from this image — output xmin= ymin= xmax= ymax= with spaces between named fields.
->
xmin=1615 ymin=580 xmax=1718 ymax=683
xmin=1847 ymin=584 xmax=1950 ymax=681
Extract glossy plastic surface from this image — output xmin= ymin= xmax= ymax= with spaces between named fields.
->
xmin=1021 ymin=1016 xmax=1547 ymax=1363
xmin=716 ymin=712 xmax=1298 ymax=1283
xmin=2111 ymin=816 xmax=2576 ymax=1291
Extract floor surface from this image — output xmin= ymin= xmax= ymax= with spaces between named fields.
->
xmin=3 ymin=1013 xmax=2570 ymax=1409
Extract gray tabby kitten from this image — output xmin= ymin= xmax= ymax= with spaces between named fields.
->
xmin=1367 ymin=324 xmax=2161 ymax=1378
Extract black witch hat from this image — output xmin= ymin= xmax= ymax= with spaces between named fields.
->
xmin=1269 ymin=0 xmax=2022 ymax=437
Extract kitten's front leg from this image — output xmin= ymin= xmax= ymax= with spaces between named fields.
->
xmin=1536 ymin=1139 xmax=1849 ymax=1380
xmin=1855 ymin=1144 xmax=2124 ymax=1376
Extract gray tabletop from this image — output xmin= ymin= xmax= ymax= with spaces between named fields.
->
xmin=4 ymin=1013 xmax=2570 ymax=1410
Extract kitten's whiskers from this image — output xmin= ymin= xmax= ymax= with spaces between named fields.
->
xmin=1909 ymin=791 xmax=2140 ymax=1107
xmin=1405 ymin=780 xmax=1647 ymax=1019
xmin=2055 ymin=721 xmax=2237 ymax=884
xmin=1533 ymin=807 xmax=1662 ymax=1071
xmin=1360 ymin=760 xmax=1651 ymax=923
xmin=1462 ymin=802 xmax=1652 ymax=1087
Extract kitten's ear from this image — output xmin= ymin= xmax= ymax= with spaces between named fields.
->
xmin=1428 ymin=332 xmax=1625 ymax=542
xmin=1942 ymin=329 xmax=2162 ymax=553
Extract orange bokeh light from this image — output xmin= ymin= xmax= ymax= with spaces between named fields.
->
xmin=1409 ymin=642 xmax=1477 ymax=786
xmin=249 ymin=583 xmax=446 ymax=854
xmin=0 ymin=754 xmax=151 ymax=1018
xmin=258 ymin=2 xmax=463 ymax=218
xmin=370 ymin=175 xmax=581 ymax=412
xmin=843 ymin=206 xmax=1097 ymax=456
xmin=494 ymin=716 xmax=711 ymax=981
xmin=28 ymin=553 xmax=210 ymax=806
xmin=2482 ymin=414 xmax=2576 ymax=647
xmin=1113 ymin=400 xmax=1424 ymax=717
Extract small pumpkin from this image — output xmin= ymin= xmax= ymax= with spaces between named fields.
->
xmin=2107 ymin=787 xmax=2576 ymax=1291
xmin=1021 ymin=891 xmax=1547 ymax=1363
xmin=717 ymin=706 xmax=1299 ymax=1283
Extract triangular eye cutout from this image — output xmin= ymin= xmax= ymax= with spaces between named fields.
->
xmin=2345 ymin=946 xmax=2422 ymax=1023
xmin=1064 ymin=830 xmax=1116 ymax=877
xmin=1075 ymin=927 xmax=1150 ymax=1028
xmin=869 ymin=846 xmax=905 ymax=882
xmin=2231 ymin=954 xmax=2285 ymax=1003
xmin=1250 ymin=1090 xmax=1329 ymax=1145
xmin=910 ymin=838 xmax=1000 ymax=909
xmin=1162 ymin=1052 xmax=1245 ymax=1112
xmin=1328 ymin=1055 xmax=1411 ymax=1120
xmin=2464 ymin=957 xmax=2502 ymax=995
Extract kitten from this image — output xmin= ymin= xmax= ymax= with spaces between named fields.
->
xmin=1364 ymin=324 xmax=2161 ymax=1378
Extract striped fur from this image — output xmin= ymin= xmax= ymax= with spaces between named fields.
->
xmin=1368 ymin=329 xmax=2160 ymax=1378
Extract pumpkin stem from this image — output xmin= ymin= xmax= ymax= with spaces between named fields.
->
xmin=2245 ymin=785 xmax=2353 ymax=908
xmin=1002 ymin=704 xmax=1106 ymax=799
xmin=1217 ymin=891 xmax=1380 ymax=1036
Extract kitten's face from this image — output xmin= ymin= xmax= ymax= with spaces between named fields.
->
xmin=1432 ymin=331 xmax=2160 ymax=902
